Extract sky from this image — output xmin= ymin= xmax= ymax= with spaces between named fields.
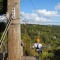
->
xmin=20 ymin=0 xmax=60 ymax=25
xmin=0 ymin=0 xmax=60 ymax=25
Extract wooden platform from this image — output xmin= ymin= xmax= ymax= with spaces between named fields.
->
xmin=21 ymin=56 xmax=37 ymax=60
xmin=0 ymin=54 xmax=38 ymax=60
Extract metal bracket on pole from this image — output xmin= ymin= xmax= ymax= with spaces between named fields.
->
xmin=11 ymin=7 xmax=16 ymax=20
xmin=11 ymin=2 xmax=18 ymax=20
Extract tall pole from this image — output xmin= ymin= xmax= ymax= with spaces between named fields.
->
xmin=7 ymin=0 xmax=21 ymax=60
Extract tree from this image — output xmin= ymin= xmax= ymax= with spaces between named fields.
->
xmin=0 ymin=22 xmax=6 ymax=32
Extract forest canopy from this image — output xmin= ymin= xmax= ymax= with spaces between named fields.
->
xmin=0 ymin=24 xmax=60 ymax=60
xmin=0 ymin=0 xmax=7 ymax=14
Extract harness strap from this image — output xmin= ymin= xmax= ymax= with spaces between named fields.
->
xmin=36 ymin=44 xmax=39 ymax=49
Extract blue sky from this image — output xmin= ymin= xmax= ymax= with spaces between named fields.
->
xmin=20 ymin=0 xmax=60 ymax=25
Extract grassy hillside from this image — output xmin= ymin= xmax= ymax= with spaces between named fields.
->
xmin=21 ymin=24 xmax=60 ymax=60
xmin=0 ymin=23 xmax=60 ymax=60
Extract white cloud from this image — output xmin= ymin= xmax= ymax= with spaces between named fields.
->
xmin=0 ymin=15 xmax=7 ymax=22
xmin=35 ymin=9 xmax=59 ymax=17
xmin=21 ymin=9 xmax=60 ymax=24
xmin=55 ymin=3 xmax=60 ymax=10
xmin=21 ymin=11 xmax=52 ymax=24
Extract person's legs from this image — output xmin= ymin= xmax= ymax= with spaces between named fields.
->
xmin=39 ymin=48 xmax=42 ymax=54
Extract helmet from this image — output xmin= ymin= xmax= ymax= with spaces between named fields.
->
xmin=36 ymin=38 xmax=40 ymax=43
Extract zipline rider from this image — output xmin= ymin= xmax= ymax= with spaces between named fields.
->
xmin=32 ymin=38 xmax=45 ymax=54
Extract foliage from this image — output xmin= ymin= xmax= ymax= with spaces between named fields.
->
xmin=21 ymin=24 xmax=60 ymax=60
xmin=0 ymin=22 xmax=6 ymax=32
xmin=0 ymin=24 xmax=60 ymax=60
xmin=0 ymin=0 xmax=7 ymax=14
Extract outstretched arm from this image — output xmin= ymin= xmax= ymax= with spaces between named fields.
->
xmin=41 ymin=46 xmax=46 ymax=48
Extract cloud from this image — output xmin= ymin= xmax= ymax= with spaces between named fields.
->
xmin=20 ymin=9 xmax=60 ymax=24
xmin=0 ymin=15 xmax=7 ymax=22
xmin=55 ymin=3 xmax=60 ymax=10
xmin=20 ymin=11 xmax=52 ymax=24
xmin=35 ymin=9 xmax=59 ymax=17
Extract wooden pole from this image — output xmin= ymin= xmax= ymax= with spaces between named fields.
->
xmin=7 ymin=0 xmax=21 ymax=60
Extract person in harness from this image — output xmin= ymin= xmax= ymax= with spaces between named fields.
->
xmin=32 ymin=38 xmax=45 ymax=54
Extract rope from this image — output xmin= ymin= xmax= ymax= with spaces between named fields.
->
xmin=0 ymin=3 xmax=17 ymax=48
xmin=0 ymin=14 xmax=12 ymax=48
